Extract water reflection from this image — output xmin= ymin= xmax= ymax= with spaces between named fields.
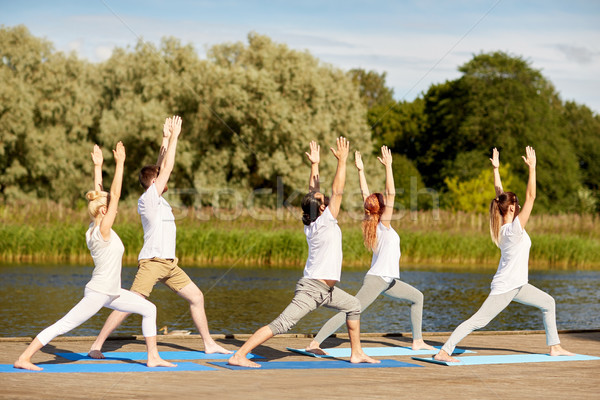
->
xmin=1 ymin=264 xmax=599 ymax=338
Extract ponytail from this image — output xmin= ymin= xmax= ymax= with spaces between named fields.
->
xmin=489 ymin=192 xmax=519 ymax=247
xmin=85 ymin=190 xmax=109 ymax=219
xmin=362 ymin=193 xmax=385 ymax=251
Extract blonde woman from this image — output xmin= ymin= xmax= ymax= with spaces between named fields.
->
xmin=434 ymin=147 xmax=574 ymax=362
xmin=305 ymin=146 xmax=433 ymax=355
xmin=14 ymin=143 xmax=175 ymax=370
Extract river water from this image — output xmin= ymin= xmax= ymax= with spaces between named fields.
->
xmin=1 ymin=264 xmax=599 ymax=338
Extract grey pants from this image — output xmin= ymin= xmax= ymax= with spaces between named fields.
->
xmin=313 ymin=274 xmax=425 ymax=344
xmin=441 ymin=283 xmax=560 ymax=355
xmin=268 ymin=277 xmax=361 ymax=336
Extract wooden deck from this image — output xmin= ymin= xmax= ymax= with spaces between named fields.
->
xmin=1 ymin=330 xmax=599 ymax=399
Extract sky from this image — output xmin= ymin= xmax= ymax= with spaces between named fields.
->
xmin=2 ymin=0 xmax=600 ymax=113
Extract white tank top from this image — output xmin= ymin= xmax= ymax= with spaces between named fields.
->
xmin=85 ymin=224 xmax=124 ymax=296
xmin=490 ymin=216 xmax=530 ymax=295
xmin=367 ymin=222 xmax=400 ymax=281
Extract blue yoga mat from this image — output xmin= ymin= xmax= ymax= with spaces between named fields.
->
xmin=412 ymin=353 xmax=600 ymax=366
xmin=209 ymin=359 xmax=422 ymax=370
xmin=1 ymin=361 xmax=216 ymax=373
xmin=56 ymin=351 xmax=262 ymax=361
xmin=287 ymin=346 xmax=473 ymax=358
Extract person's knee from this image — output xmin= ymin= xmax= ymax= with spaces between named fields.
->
xmin=186 ymin=287 xmax=205 ymax=306
xmin=144 ymin=302 xmax=157 ymax=319
xmin=414 ymin=290 xmax=424 ymax=305
xmin=542 ymin=295 xmax=556 ymax=312
xmin=268 ymin=317 xmax=293 ymax=335
xmin=345 ymin=296 xmax=361 ymax=319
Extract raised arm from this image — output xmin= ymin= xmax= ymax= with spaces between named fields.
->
xmin=328 ymin=137 xmax=349 ymax=219
xmin=91 ymin=144 xmax=103 ymax=192
xmin=154 ymin=115 xmax=182 ymax=195
xmin=378 ymin=145 xmax=395 ymax=227
xmin=354 ymin=151 xmax=370 ymax=201
xmin=99 ymin=142 xmax=126 ymax=240
xmin=518 ymin=146 xmax=536 ymax=229
xmin=305 ymin=141 xmax=320 ymax=192
xmin=490 ymin=147 xmax=503 ymax=197
xmin=156 ymin=117 xmax=171 ymax=170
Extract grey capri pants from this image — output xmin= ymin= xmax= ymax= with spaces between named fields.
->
xmin=313 ymin=274 xmax=425 ymax=344
xmin=268 ymin=277 xmax=361 ymax=336
xmin=441 ymin=283 xmax=560 ymax=355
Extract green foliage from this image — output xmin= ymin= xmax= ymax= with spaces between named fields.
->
xmin=444 ymin=165 xmax=514 ymax=213
xmin=347 ymin=68 xmax=394 ymax=109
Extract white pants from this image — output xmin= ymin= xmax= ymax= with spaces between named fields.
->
xmin=441 ymin=284 xmax=560 ymax=355
xmin=36 ymin=287 xmax=157 ymax=346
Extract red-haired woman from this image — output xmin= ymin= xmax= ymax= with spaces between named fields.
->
xmin=305 ymin=145 xmax=434 ymax=355
xmin=434 ymin=147 xmax=574 ymax=362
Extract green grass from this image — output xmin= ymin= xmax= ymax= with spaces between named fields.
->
xmin=1 ymin=200 xmax=599 ymax=270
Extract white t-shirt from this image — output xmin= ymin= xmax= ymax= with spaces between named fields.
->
xmin=137 ymin=184 xmax=177 ymax=260
xmin=85 ymin=224 xmax=124 ymax=296
xmin=490 ymin=216 xmax=531 ymax=295
xmin=303 ymin=207 xmax=343 ymax=281
xmin=367 ymin=222 xmax=401 ymax=281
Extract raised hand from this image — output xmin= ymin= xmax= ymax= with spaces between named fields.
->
xmin=170 ymin=115 xmax=182 ymax=138
xmin=377 ymin=145 xmax=392 ymax=167
xmin=522 ymin=146 xmax=536 ymax=168
xmin=91 ymin=144 xmax=103 ymax=166
xmin=355 ymin=151 xmax=364 ymax=171
xmin=305 ymin=141 xmax=320 ymax=164
xmin=163 ymin=117 xmax=172 ymax=139
xmin=113 ymin=141 xmax=126 ymax=165
xmin=330 ymin=136 xmax=349 ymax=162
xmin=489 ymin=147 xmax=500 ymax=169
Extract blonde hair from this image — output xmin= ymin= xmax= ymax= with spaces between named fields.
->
xmin=362 ymin=193 xmax=385 ymax=252
xmin=85 ymin=190 xmax=109 ymax=219
xmin=489 ymin=191 xmax=519 ymax=247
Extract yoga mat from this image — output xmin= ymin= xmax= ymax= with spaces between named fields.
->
xmin=287 ymin=346 xmax=473 ymax=358
xmin=57 ymin=351 xmax=262 ymax=361
xmin=412 ymin=353 xmax=600 ymax=366
xmin=1 ymin=362 xmax=216 ymax=373
xmin=209 ymin=359 xmax=422 ymax=370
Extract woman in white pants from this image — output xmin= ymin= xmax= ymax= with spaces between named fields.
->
xmin=14 ymin=142 xmax=175 ymax=370
xmin=305 ymin=145 xmax=434 ymax=354
xmin=434 ymin=146 xmax=574 ymax=362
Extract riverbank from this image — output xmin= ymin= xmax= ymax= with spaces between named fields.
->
xmin=2 ymin=201 xmax=600 ymax=269
xmin=2 ymin=330 xmax=599 ymax=399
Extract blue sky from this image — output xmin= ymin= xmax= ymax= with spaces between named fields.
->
xmin=2 ymin=0 xmax=600 ymax=112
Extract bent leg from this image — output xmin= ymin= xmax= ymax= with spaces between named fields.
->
xmin=88 ymin=309 xmax=132 ymax=358
xmin=177 ymin=282 xmax=231 ymax=354
xmin=384 ymin=279 xmax=425 ymax=339
xmin=439 ymin=289 xmax=516 ymax=357
xmin=311 ymin=275 xmax=386 ymax=347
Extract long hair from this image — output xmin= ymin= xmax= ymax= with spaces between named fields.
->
xmin=139 ymin=165 xmax=160 ymax=189
xmin=489 ymin=191 xmax=520 ymax=247
xmin=301 ymin=192 xmax=322 ymax=226
xmin=86 ymin=190 xmax=109 ymax=220
xmin=362 ymin=193 xmax=385 ymax=251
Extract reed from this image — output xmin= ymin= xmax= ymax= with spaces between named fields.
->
xmin=1 ymin=201 xmax=599 ymax=269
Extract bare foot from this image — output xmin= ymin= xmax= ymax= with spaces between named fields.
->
xmin=305 ymin=341 xmax=330 ymax=356
xmin=147 ymin=358 xmax=177 ymax=368
xmin=87 ymin=350 xmax=105 ymax=359
xmin=228 ymin=353 xmax=261 ymax=368
xmin=549 ymin=344 xmax=575 ymax=356
xmin=434 ymin=350 xmax=459 ymax=362
xmin=350 ymin=351 xmax=380 ymax=364
xmin=411 ymin=339 xmax=435 ymax=351
xmin=14 ymin=359 xmax=43 ymax=371
xmin=204 ymin=342 xmax=233 ymax=354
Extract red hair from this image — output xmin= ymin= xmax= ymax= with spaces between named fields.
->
xmin=362 ymin=193 xmax=385 ymax=251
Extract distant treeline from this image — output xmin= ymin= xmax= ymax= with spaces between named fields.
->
xmin=1 ymin=25 xmax=599 ymax=214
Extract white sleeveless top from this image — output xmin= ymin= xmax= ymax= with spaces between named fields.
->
xmin=85 ymin=224 xmax=124 ymax=296
xmin=303 ymin=207 xmax=343 ymax=281
xmin=137 ymin=183 xmax=176 ymax=260
xmin=367 ymin=222 xmax=401 ymax=281
xmin=490 ymin=216 xmax=531 ymax=295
